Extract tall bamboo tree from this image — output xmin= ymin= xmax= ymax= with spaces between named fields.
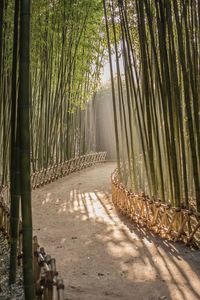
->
xmin=9 ymin=0 xmax=20 ymax=284
xmin=18 ymin=0 xmax=35 ymax=298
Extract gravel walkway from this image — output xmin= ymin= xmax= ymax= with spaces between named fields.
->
xmin=0 ymin=233 xmax=24 ymax=300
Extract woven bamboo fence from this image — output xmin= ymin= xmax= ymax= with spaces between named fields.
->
xmin=111 ymin=169 xmax=200 ymax=247
xmin=31 ymin=152 xmax=107 ymax=189
xmin=0 ymin=152 xmax=107 ymax=299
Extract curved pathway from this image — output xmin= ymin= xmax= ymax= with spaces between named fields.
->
xmin=33 ymin=162 xmax=200 ymax=300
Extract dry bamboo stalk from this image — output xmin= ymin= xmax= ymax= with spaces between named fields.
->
xmin=57 ymin=279 xmax=64 ymax=300
xmin=51 ymin=259 xmax=58 ymax=300
xmin=174 ymin=212 xmax=191 ymax=241
xmin=33 ymin=236 xmax=40 ymax=282
xmin=43 ymin=270 xmax=54 ymax=300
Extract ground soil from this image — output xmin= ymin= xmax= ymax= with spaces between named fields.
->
xmin=32 ymin=162 xmax=200 ymax=300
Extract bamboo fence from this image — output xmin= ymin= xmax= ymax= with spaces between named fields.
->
xmin=112 ymin=168 xmax=200 ymax=247
xmin=32 ymin=152 xmax=107 ymax=189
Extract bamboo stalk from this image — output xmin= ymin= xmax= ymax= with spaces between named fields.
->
xmin=18 ymin=0 xmax=35 ymax=298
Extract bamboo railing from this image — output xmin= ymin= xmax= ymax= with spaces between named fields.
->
xmin=0 ymin=152 xmax=107 ymax=299
xmin=32 ymin=152 xmax=107 ymax=189
xmin=33 ymin=236 xmax=64 ymax=300
xmin=112 ymin=169 xmax=200 ymax=247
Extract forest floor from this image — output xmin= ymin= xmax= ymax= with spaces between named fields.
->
xmin=33 ymin=162 xmax=200 ymax=300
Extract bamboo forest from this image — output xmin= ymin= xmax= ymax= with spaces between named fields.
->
xmin=0 ymin=0 xmax=200 ymax=299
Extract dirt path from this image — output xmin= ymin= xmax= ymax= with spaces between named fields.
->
xmin=33 ymin=162 xmax=200 ymax=300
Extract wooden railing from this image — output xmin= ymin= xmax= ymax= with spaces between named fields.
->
xmin=32 ymin=152 xmax=107 ymax=189
xmin=112 ymin=168 xmax=200 ymax=247
xmin=33 ymin=236 xmax=64 ymax=300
